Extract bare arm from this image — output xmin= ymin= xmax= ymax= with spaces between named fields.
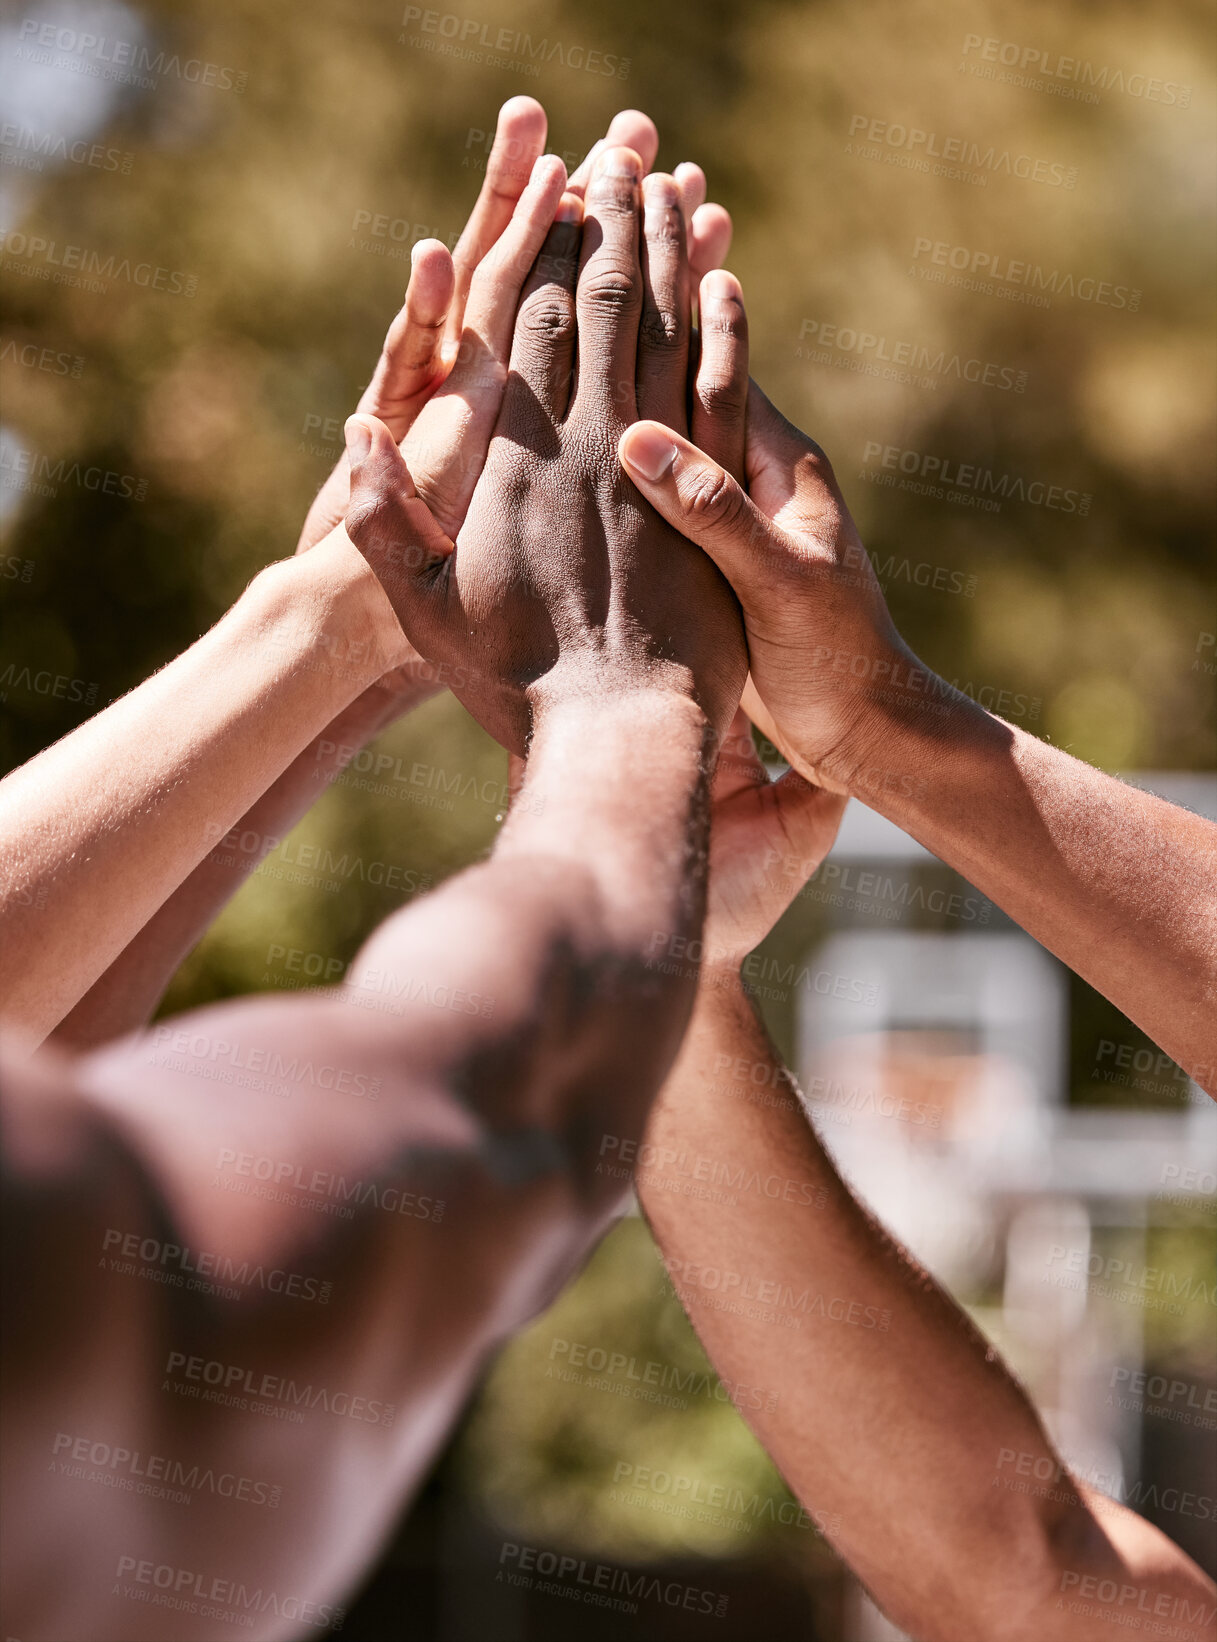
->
xmin=619 ymin=382 xmax=1217 ymax=1091
xmin=4 ymin=146 xmax=748 ymax=1642
xmin=2 ymin=686 xmax=714 ymax=1642
xmin=636 ymin=718 xmax=1216 ymax=1642
xmin=856 ymin=701 xmax=1217 ymax=1089
xmin=645 ymin=984 xmax=1215 ymax=1642
xmin=7 ymin=112 xmax=572 ymax=1047
xmin=0 ymin=529 xmax=406 ymax=1042
xmin=49 ymin=669 xmax=432 ymax=1048
xmin=48 ymin=103 xmax=723 ymax=1051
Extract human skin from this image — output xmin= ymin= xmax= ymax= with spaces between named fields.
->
xmin=636 ymin=713 xmax=1215 ymax=1642
xmin=0 ymin=688 xmax=715 ymax=1642
xmin=619 ymin=390 xmax=1217 ymax=1091
xmin=0 ymin=148 xmax=568 ymax=1045
xmin=342 ymin=148 xmax=746 ymax=754
xmin=47 ymin=102 xmax=731 ymax=1051
xmin=3 ymin=102 xmax=726 ymax=1048
xmin=0 ymin=147 xmax=741 ymax=1642
xmin=451 ymin=267 xmax=1211 ymax=1641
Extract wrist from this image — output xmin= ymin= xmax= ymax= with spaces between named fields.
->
xmin=832 ymin=669 xmax=994 ymax=818
xmin=502 ymin=685 xmax=712 ymax=952
xmin=696 ymin=959 xmax=749 ymax=1002
xmin=243 ymin=528 xmax=410 ymax=696
xmin=528 ymin=656 xmax=702 ymax=732
xmin=530 ymin=671 xmax=706 ymax=738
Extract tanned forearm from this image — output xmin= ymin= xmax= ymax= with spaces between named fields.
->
xmin=2 ymin=686 xmax=713 ymax=1642
xmin=640 ymin=972 xmax=1216 ymax=1642
xmin=0 ymin=530 xmax=405 ymax=1042
xmin=849 ymin=693 xmax=1217 ymax=1091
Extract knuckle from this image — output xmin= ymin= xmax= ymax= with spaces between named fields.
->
xmin=797 ymin=445 xmax=838 ymax=494
xmin=696 ymin=372 xmax=748 ymax=419
xmin=579 ymin=266 xmax=640 ymax=318
xmin=587 ymin=175 xmax=637 ymax=216
xmin=344 ymin=491 xmax=396 ymax=551
xmin=702 ymin=296 xmax=748 ymax=340
xmin=516 ymin=292 xmax=576 ymax=347
xmin=644 ymin=209 xmax=684 ymax=249
xmin=640 ymin=308 xmax=683 ymax=351
xmin=686 ymin=467 xmax=749 ymax=530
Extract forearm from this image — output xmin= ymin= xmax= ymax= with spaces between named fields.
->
xmin=351 ymin=683 xmax=714 ymax=1177
xmin=0 ymin=530 xmax=404 ymax=1042
xmin=71 ymin=683 xmax=714 ymax=1276
xmin=640 ymin=973 xmax=1214 ymax=1642
xmin=3 ymin=690 xmax=715 ymax=1635
xmin=50 ymin=672 xmax=437 ymax=1050
xmin=848 ymin=691 xmax=1216 ymax=1089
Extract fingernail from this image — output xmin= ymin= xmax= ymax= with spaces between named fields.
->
xmin=531 ymin=153 xmax=566 ymax=189
xmin=597 ymin=145 xmax=642 ymax=180
xmin=702 ymin=269 xmax=738 ymax=302
xmin=554 ymin=191 xmax=583 ymax=224
xmin=622 ymin=424 xmax=678 ymax=482
xmin=643 ymin=173 xmax=679 ymax=210
xmin=344 ymin=418 xmax=372 ymax=463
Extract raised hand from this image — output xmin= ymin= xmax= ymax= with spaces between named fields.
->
xmin=619 ymin=383 xmax=911 ymax=796
xmin=296 ymin=101 xmax=732 ymax=716
xmin=298 ymin=97 xmax=563 ymax=557
xmin=343 ymin=149 xmax=748 ymax=753
xmin=618 ymin=368 xmax=1217 ymax=1091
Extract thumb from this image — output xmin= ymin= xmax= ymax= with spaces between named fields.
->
xmin=764 ymin=768 xmax=847 ymax=877
xmin=712 ymin=706 xmax=767 ymax=803
xmin=344 ymin=415 xmax=453 ymax=625
xmin=618 ymin=420 xmax=786 ymax=601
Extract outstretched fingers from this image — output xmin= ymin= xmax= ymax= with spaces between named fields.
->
xmin=617 ymin=418 xmax=787 ymax=609
xmin=568 ymin=109 xmax=659 ymax=199
xmin=688 ymin=204 xmax=733 ymax=280
xmin=506 ymin=192 xmax=584 ymax=423
xmin=294 ymin=241 xmax=457 ymax=555
xmin=691 ymin=270 xmax=749 ymax=480
xmin=408 ymin=153 xmax=568 ymax=535
xmin=636 ymin=173 xmax=691 ymax=432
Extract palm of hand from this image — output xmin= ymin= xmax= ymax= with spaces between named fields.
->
xmin=704 ymin=713 xmax=846 ymax=968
